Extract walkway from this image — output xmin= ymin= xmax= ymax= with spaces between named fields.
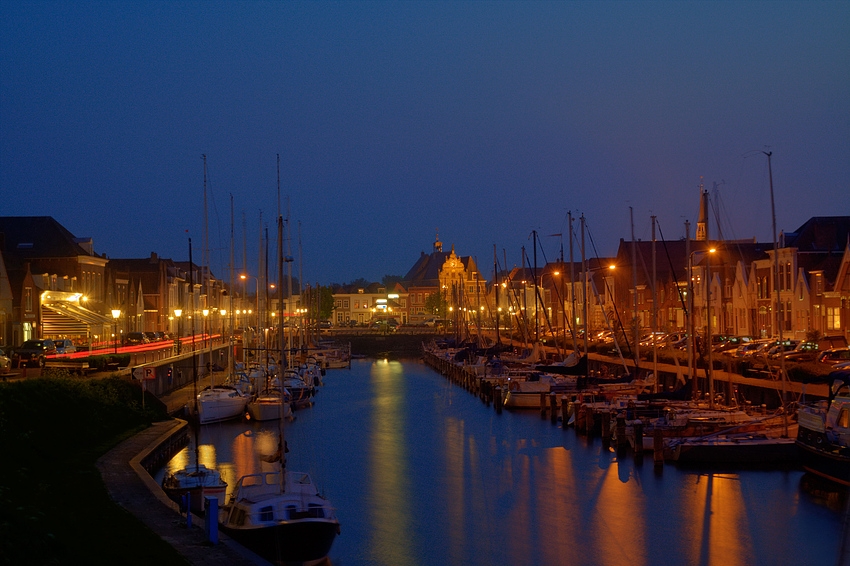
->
xmin=96 ymin=396 xmax=269 ymax=565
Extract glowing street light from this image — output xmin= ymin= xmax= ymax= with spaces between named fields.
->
xmin=174 ymin=308 xmax=183 ymax=354
xmin=111 ymin=309 xmax=121 ymax=354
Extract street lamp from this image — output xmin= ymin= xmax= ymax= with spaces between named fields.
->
xmin=174 ymin=308 xmax=183 ymax=354
xmin=111 ymin=309 xmax=121 ymax=354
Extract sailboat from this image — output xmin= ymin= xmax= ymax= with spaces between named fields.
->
xmin=162 ymin=236 xmax=227 ymax=513
xmin=196 ymin=159 xmax=250 ymax=425
xmin=219 ymin=212 xmax=339 ymax=564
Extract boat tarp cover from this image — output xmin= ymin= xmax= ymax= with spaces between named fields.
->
xmin=534 ymin=355 xmax=588 ymax=376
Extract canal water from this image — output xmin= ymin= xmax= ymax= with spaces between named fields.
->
xmin=157 ymin=359 xmax=846 ymax=566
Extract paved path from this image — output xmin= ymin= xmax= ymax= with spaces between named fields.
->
xmin=96 ymin=419 xmax=270 ymax=566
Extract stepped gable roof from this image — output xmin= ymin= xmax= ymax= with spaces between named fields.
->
xmin=783 ymin=216 xmax=850 ymax=253
xmin=0 ymin=216 xmax=96 ymax=259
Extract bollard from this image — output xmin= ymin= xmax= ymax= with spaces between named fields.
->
xmin=184 ymin=493 xmax=192 ymax=528
xmin=561 ymin=396 xmax=569 ymax=429
xmin=550 ymin=393 xmax=558 ymax=425
xmin=205 ymin=496 xmax=219 ymax=544
xmin=654 ymin=428 xmax=664 ymax=467
xmin=540 ymin=392 xmax=548 ymax=419
xmin=585 ymin=407 xmax=595 ymax=436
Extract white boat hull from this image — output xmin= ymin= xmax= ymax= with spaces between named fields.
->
xmin=198 ymin=387 xmax=249 ymax=424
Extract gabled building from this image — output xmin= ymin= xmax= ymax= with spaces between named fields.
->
xmin=0 ymin=216 xmax=112 ymax=346
xmin=403 ymin=233 xmax=485 ymax=327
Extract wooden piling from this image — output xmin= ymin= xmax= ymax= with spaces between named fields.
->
xmin=601 ymin=410 xmax=611 ymax=447
xmin=633 ymin=420 xmax=644 ymax=455
xmin=549 ymin=393 xmax=558 ymax=425
xmin=540 ymin=392 xmax=548 ymax=419
xmin=653 ymin=428 xmax=664 ymax=467
xmin=615 ymin=413 xmax=627 ymax=452
xmin=561 ymin=396 xmax=569 ymax=429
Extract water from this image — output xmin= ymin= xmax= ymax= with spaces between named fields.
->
xmin=158 ymin=359 xmax=846 ymax=566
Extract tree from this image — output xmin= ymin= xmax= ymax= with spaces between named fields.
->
xmin=424 ymin=289 xmax=448 ymax=317
xmin=318 ymin=285 xmax=335 ymax=321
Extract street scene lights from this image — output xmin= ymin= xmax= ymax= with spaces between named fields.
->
xmin=174 ymin=308 xmax=183 ymax=354
xmin=111 ymin=309 xmax=121 ymax=353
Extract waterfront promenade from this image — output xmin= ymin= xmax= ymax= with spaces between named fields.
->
xmin=95 ymin=385 xmax=272 ymax=566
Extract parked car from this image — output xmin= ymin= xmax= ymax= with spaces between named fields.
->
xmin=767 ymin=340 xmax=800 ymax=359
xmin=817 ymin=348 xmax=850 ymax=366
xmin=715 ymin=336 xmax=752 ymax=354
xmin=54 ymin=338 xmax=76 ymax=355
xmin=12 ymin=339 xmax=57 ymax=368
xmin=783 ymin=341 xmax=820 ymax=363
xmin=0 ymin=348 xmax=11 ymax=374
xmin=318 ymin=320 xmax=332 ymax=329
xmin=125 ymin=332 xmax=149 ymax=346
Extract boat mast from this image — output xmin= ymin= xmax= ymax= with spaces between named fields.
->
xmin=493 ymin=245 xmax=500 ymax=346
xmin=202 ymin=155 xmax=212 ymax=382
xmin=569 ymin=212 xmax=578 ymax=353
xmin=630 ymin=207 xmax=639 ymax=373
xmin=652 ymin=215 xmax=658 ymax=393
xmin=765 ymin=150 xmax=788 ymax=436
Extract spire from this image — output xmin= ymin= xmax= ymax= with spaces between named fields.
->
xmin=434 ymin=229 xmax=442 ymax=252
xmin=696 ymin=178 xmax=709 ymax=241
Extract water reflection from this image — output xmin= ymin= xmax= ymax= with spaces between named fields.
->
xmin=368 ymin=360 xmax=416 ymax=565
xmin=157 ymin=360 xmax=843 ymax=566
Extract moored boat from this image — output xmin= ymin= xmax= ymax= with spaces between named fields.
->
xmin=796 ymin=370 xmax=850 ymax=486
xmin=198 ymin=383 xmax=251 ymax=424
xmin=219 ymin=470 xmax=340 ymax=564
xmin=162 ymin=462 xmax=227 ymax=513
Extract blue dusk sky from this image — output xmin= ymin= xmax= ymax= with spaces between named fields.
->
xmin=2 ymin=1 xmax=848 ymax=285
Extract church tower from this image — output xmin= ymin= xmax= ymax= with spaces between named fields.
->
xmin=695 ymin=179 xmax=709 ymax=241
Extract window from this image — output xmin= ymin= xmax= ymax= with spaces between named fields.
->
xmin=25 ymin=287 xmax=32 ymax=311
xmin=827 ymin=307 xmax=841 ymax=331
xmin=839 ymin=409 xmax=850 ymax=429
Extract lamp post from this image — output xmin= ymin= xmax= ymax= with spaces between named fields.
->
xmin=111 ymin=309 xmax=121 ymax=354
xmin=174 ymin=308 xmax=183 ymax=355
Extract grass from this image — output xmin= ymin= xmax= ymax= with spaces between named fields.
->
xmin=0 ymin=374 xmax=189 ymax=566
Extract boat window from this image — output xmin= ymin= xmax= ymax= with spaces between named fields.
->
xmin=260 ymin=506 xmax=274 ymax=522
xmin=286 ymin=504 xmax=297 ymax=520
xmin=840 ymin=409 xmax=850 ymax=429
xmin=308 ymin=503 xmax=325 ymax=518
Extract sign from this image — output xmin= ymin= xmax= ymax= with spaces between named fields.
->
xmin=132 ymin=366 xmax=157 ymax=381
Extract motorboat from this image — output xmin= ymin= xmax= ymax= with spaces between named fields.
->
xmin=162 ymin=462 xmax=227 ymax=514
xmin=796 ymin=370 xmax=850 ymax=486
xmin=219 ymin=470 xmax=340 ymax=564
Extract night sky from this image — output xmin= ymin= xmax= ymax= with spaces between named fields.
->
xmin=2 ymin=1 xmax=848 ymax=285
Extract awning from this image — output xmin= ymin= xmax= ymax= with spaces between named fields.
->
xmin=42 ymin=302 xmax=113 ymax=336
